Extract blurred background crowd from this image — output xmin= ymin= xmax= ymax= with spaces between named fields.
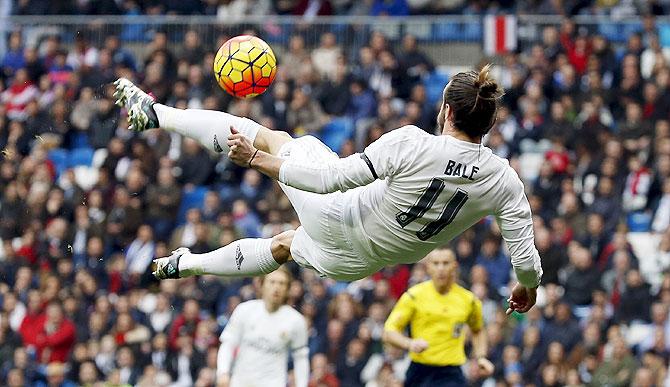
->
xmin=4 ymin=0 xmax=670 ymax=17
xmin=2 ymin=1 xmax=670 ymax=387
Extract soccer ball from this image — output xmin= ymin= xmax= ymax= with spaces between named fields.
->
xmin=213 ymin=35 xmax=277 ymax=99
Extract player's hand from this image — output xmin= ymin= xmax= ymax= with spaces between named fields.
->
xmin=408 ymin=338 xmax=429 ymax=353
xmin=476 ymin=357 xmax=495 ymax=377
xmin=505 ymin=283 xmax=537 ymax=315
xmin=227 ymin=126 xmax=257 ymax=167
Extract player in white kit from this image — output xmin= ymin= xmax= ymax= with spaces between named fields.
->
xmin=114 ymin=64 xmax=542 ymax=314
xmin=217 ymin=267 xmax=309 ymax=387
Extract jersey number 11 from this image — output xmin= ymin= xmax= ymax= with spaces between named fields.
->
xmin=395 ymin=179 xmax=469 ymax=241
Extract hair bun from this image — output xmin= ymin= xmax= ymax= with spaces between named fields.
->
xmin=475 ymin=64 xmax=504 ymax=101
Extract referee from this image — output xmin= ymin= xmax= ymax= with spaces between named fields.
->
xmin=383 ymin=247 xmax=494 ymax=386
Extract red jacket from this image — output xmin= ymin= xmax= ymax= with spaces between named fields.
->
xmin=168 ymin=315 xmax=200 ymax=349
xmin=560 ymin=33 xmax=591 ymax=74
xmin=23 ymin=315 xmax=76 ymax=363
xmin=19 ymin=312 xmax=45 ymax=347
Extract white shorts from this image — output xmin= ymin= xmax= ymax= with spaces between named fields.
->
xmin=277 ymin=136 xmax=368 ymax=280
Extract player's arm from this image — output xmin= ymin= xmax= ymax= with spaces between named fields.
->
xmin=291 ymin=316 xmax=310 ymax=387
xmin=467 ymin=296 xmax=494 ymax=377
xmin=495 ymin=170 xmax=543 ymax=313
xmin=382 ymin=292 xmax=427 ymax=353
xmin=228 ymin=126 xmax=420 ymax=194
xmin=217 ymin=306 xmax=245 ymax=384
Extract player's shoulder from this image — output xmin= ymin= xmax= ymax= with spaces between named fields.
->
xmin=481 ymin=148 xmax=525 ymax=191
xmin=237 ymin=299 xmax=264 ymax=312
xmin=482 ymin=146 xmax=515 ymax=173
xmin=404 ymin=280 xmax=434 ymax=300
xmin=279 ymin=304 xmax=306 ymax=321
xmin=380 ymin=125 xmax=431 ymax=143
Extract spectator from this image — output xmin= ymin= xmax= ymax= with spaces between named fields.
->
xmin=309 ymin=353 xmax=339 ymax=387
xmin=177 ymin=138 xmax=214 ymax=186
xmin=287 ymin=88 xmax=329 ymax=135
xmin=30 ymin=303 xmax=76 ymax=364
xmin=32 ymin=361 xmax=76 ymax=387
xmin=616 ymin=269 xmax=652 ymax=324
xmin=2 ymin=68 xmax=39 ymax=121
xmin=543 ymin=303 xmax=582 ymax=354
xmin=168 ymin=299 xmax=200 ymax=349
xmin=519 ymin=326 xmax=544 ymax=382
xmin=66 ymin=35 xmax=98 ymax=71
xmin=561 ymin=243 xmax=600 ymax=308
xmin=536 ymin=227 xmax=567 ymax=285
xmin=336 ymin=338 xmax=368 ymax=387
xmin=601 ymin=251 xmax=631 ymax=307
xmin=591 ymin=337 xmax=638 ymax=386
xmin=311 ymin=32 xmax=342 ymax=81
xmin=281 ymin=35 xmax=309 ymax=82
xmin=115 ymin=346 xmax=141 ymax=386
xmin=397 ymin=35 xmax=433 ymax=88
xmin=1 ymin=32 xmax=25 ymax=78
xmin=475 ymin=237 xmax=510 ymax=292
xmin=146 ymin=168 xmax=181 ymax=242
xmin=315 ymin=59 xmax=351 ymax=116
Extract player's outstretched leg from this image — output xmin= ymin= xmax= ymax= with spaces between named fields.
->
xmin=153 ymin=230 xmax=294 ymax=280
xmin=113 ymin=78 xmax=291 ymax=156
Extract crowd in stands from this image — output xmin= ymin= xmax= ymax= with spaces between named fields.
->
xmin=3 ymin=0 xmax=670 ymax=17
xmin=1 ymin=6 xmax=670 ymax=387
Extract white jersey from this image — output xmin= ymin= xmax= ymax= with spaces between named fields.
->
xmin=279 ymin=126 xmax=542 ymax=287
xmin=218 ymin=300 xmax=308 ymax=387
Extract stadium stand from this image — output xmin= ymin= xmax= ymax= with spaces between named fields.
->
xmin=1 ymin=1 xmax=670 ymax=386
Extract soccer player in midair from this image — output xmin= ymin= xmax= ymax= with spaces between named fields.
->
xmin=114 ymin=64 xmax=542 ymax=314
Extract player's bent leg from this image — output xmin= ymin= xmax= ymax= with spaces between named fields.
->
xmin=152 ymin=231 xmax=295 ymax=280
xmin=254 ymin=127 xmax=293 ymax=156
xmin=270 ymin=229 xmax=295 ymax=264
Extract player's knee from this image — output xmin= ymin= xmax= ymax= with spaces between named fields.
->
xmin=271 ymin=230 xmax=295 ymax=264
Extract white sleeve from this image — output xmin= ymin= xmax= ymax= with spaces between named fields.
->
xmin=495 ymin=170 xmax=543 ymax=288
xmin=278 ymin=126 xmax=420 ymax=194
xmin=278 ymin=153 xmax=376 ymax=194
xmin=360 ymin=354 xmax=384 ymax=383
xmin=217 ymin=305 xmax=245 ymax=378
xmin=291 ymin=315 xmax=309 ymax=387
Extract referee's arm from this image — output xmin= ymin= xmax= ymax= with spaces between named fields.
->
xmin=468 ymin=296 xmax=494 ymax=375
xmin=382 ymin=292 xmax=427 ymax=353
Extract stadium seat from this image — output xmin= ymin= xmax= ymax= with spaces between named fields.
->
xmin=48 ymin=148 xmax=68 ymax=178
xmin=68 ymin=147 xmax=94 ymax=168
xmin=318 ymin=117 xmax=354 ymax=153
xmin=424 ymin=71 xmax=449 ymax=106
xmin=177 ymin=185 xmax=209 ymax=225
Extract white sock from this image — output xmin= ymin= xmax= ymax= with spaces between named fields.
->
xmin=153 ymin=104 xmax=261 ymax=154
xmin=177 ymin=238 xmax=279 ymax=278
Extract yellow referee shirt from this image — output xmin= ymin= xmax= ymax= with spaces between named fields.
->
xmin=384 ymin=280 xmax=483 ymax=366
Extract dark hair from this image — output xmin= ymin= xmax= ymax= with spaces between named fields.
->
xmin=438 ymin=64 xmax=504 ymax=138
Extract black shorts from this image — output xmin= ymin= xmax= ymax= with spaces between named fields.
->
xmin=404 ymin=361 xmax=466 ymax=387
